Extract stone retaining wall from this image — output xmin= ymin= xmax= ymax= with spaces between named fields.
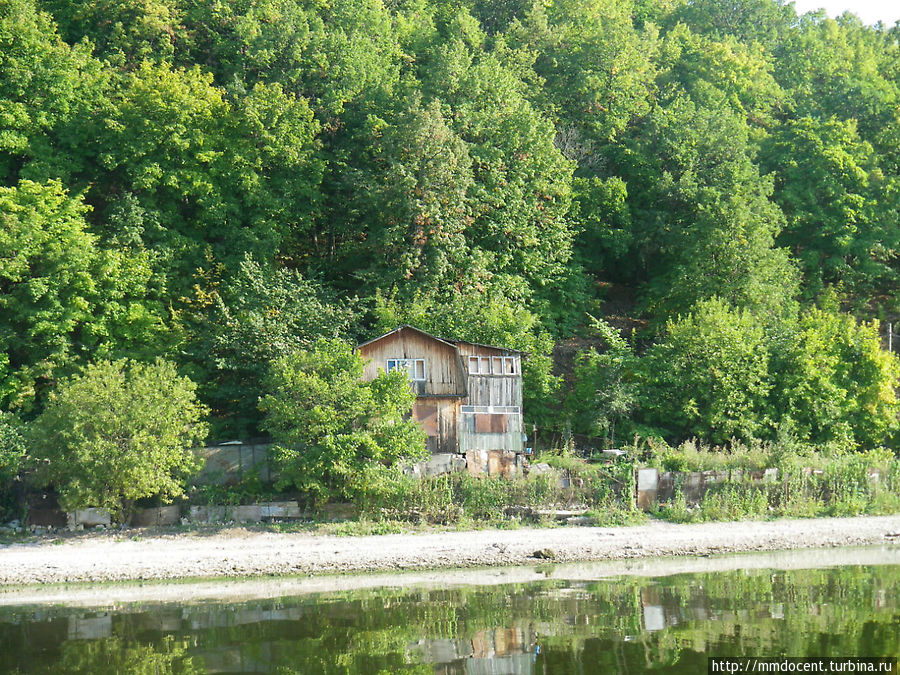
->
xmin=633 ymin=466 xmax=889 ymax=511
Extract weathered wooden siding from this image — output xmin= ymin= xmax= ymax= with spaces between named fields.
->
xmin=455 ymin=343 xmax=523 ymax=407
xmin=358 ymin=328 xmax=465 ymax=397
xmin=414 ymin=398 xmax=459 ymax=454
xmin=358 ymin=327 xmax=524 ymax=457
xmin=464 ymin=375 xmax=522 ymax=408
xmin=455 ymin=343 xmax=524 ymax=455
xmin=458 ymin=411 xmax=523 ymax=453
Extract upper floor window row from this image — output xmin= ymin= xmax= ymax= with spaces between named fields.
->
xmin=386 ymin=358 xmax=425 ymax=381
xmin=468 ymin=355 xmax=518 ymax=376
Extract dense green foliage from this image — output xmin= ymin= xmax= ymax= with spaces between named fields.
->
xmin=1 ymin=0 xmax=899 ymax=514
xmin=29 ymin=359 xmax=208 ymax=519
xmin=0 ymin=412 xmax=24 ymax=484
xmin=260 ymin=340 xmax=427 ymax=504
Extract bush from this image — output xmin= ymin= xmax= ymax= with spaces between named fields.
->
xmin=0 ymin=411 xmax=25 ymax=484
xmin=639 ymin=298 xmax=772 ymax=444
xmin=772 ymin=308 xmax=900 ymax=448
xmin=30 ymin=358 xmax=208 ymax=521
xmin=0 ymin=412 xmax=26 ymax=521
xmin=260 ymin=339 xmax=427 ymax=505
xmin=652 ymin=441 xmax=900 ymax=522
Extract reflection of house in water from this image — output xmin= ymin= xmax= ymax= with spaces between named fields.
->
xmin=640 ymin=587 xmax=680 ymax=632
xmin=410 ymin=626 xmax=536 ymax=675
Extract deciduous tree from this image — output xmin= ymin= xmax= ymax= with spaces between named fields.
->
xmin=260 ymin=340 xmax=426 ymax=504
xmin=30 ymin=359 xmax=208 ymax=520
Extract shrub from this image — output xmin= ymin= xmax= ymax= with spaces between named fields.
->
xmin=0 ymin=412 xmax=26 ymax=521
xmin=30 ymin=359 xmax=208 ymax=521
xmin=260 ymin=339 xmax=427 ymax=505
xmin=639 ymin=298 xmax=772 ymax=444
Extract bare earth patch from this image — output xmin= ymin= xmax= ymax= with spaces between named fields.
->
xmin=0 ymin=515 xmax=897 ymax=587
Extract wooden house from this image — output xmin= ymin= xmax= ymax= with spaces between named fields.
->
xmin=356 ymin=326 xmax=525 ymax=471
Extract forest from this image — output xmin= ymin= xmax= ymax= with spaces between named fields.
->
xmin=2 ymin=0 xmax=900 ymax=512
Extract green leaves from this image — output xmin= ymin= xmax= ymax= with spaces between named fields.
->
xmin=0 ymin=411 xmax=25 ymax=483
xmin=640 ymin=298 xmax=773 ymax=444
xmin=773 ymin=308 xmax=900 ymax=447
xmin=0 ymin=0 xmax=104 ymax=180
xmin=185 ymin=256 xmax=354 ymax=437
xmin=329 ymin=98 xmax=473 ymax=295
xmin=621 ymin=97 xmax=798 ymax=321
xmin=761 ymin=116 xmax=900 ymax=299
xmin=0 ymin=180 xmax=167 ymax=411
xmin=566 ymin=317 xmax=639 ymax=446
xmin=623 ymin=298 xmax=899 ymax=448
xmin=259 ymin=340 xmax=426 ymax=504
xmin=0 ymin=180 xmax=97 ymax=410
xmin=2 ymin=0 xmax=899 ymax=456
xmin=30 ymin=358 xmax=208 ymax=518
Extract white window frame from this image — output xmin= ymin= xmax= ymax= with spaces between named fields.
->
xmin=469 ymin=355 xmax=518 ymax=375
xmin=461 ymin=405 xmax=521 ymax=414
xmin=494 ymin=355 xmax=518 ymax=375
xmin=468 ymin=356 xmax=491 ymax=374
xmin=386 ymin=358 xmax=425 ymax=381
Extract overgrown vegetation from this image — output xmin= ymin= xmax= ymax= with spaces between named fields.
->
xmin=352 ymin=460 xmax=645 ymax=528
xmin=642 ymin=438 xmax=900 ymax=522
xmin=1 ymin=0 xmax=900 ymax=522
xmin=260 ymin=340 xmax=428 ymax=505
xmin=28 ymin=359 xmax=207 ymax=521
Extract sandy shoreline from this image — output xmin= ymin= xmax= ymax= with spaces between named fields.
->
xmin=0 ymin=515 xmax=898 ymax=589
xmin=2 ymin=544 xmax=898 ymax=609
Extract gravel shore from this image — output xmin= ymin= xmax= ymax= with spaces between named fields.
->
xmin=1 ymin=514 xmax=898 ymax=587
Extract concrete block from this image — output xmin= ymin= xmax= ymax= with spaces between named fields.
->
xmin=463 ymin=449 xmax=523 ymax=477
xmin=636 ymin=468 xmax=659 ymax=511
xmin=130 ymin=505 xmax=180 ymax=527
xmin=233 ymin=505 xmax=262 ymax=522
xmin=466 ymin=449 xmax=489 ymax=475
xmin=423 ymin=453 xmax=466 ymax=476
xmin=658 ymin=471 xmax=675 ymax=502
xmin=260 ymin=501 xmax=301 ymax=519
xmin=528 ymin=463 xmax=552 ymax=475
xmin=637 ymin=468 xmax=658 ymax=491
xmin=189 ymin=505 xmax=227 ymax=523
xmin=69 ymin=508 xmax=111 ymax=527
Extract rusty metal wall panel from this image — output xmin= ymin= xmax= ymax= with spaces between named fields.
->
xmin=413 ymin=402 xmax=439 ymax=436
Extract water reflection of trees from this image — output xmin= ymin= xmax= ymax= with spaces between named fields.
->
xmin=0 ymin=565 xmax=896 ymax=673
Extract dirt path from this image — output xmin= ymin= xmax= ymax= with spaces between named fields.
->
xmin=0 ymin=515 xmax=898 ymax=587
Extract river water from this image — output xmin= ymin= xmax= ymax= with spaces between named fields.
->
xmin=0 ymin=547 xmax=897 ymax=673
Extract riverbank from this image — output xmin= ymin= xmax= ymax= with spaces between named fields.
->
xmin=1 ymin=514 xmax=898 ymax=587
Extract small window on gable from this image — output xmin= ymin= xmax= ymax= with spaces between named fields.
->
xmin=386 ymin=358 xmax=426 ymax=381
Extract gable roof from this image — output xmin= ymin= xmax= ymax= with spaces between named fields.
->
xmin=355 ymin=324 xmax=457 ymax=351
xmin=356 ymin=324 xmax=523 ymax=354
